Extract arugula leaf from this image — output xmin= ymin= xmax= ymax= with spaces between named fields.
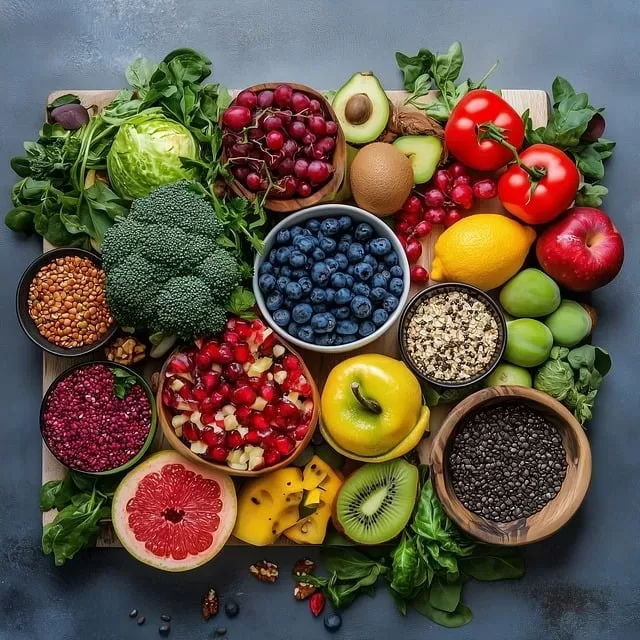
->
xmin=411 ymin=589 xmax=473 ymax=628
xmin=110 ymin=367 xmax=138 ymax=399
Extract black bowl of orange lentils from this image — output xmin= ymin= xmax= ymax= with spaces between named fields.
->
xmin=16 ymin=248 xmax=118 ymax=357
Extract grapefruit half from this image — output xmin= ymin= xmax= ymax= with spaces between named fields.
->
xmin=112 ymin=450 xmax=237 ymax=571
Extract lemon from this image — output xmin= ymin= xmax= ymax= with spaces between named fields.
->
xmin=431 ymin=214 xmax=536 ymax=290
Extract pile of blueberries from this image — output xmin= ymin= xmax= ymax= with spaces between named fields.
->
xmin=257 ymin=214 xmax=405 ymax=347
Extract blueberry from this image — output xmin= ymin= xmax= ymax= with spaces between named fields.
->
xmin=358 ymin=320 xmax=376 ymax=337
xmin=259 ymin=262 xmax=274 ymax=275
xmin=363 ymin=240 xmax=371 ymax=254
xmin=369 ymin=237 xmax=392 ymax=256
xmin=334 ymin=253 xmax=348 ymax=270
xmin=345 ymin=274 xmax=355 ymax=288
xmin=276 ymin=276 xmax=290 ymax=293
xmin=297 ymin=325 xmax=315 ymax=342
xmin=336 ymin=319 xmax=359 ymax=335
xmin=258 ymin=273 xmax=276 ymax=293
xmin=273 ymin=309 xmax=291 ymax=327
xmin=299 ymin=277 xmax=313 ymax=295
xmin=280 ymin=265 xmax=292 ymax=278
xmin=370 ymin=286 xmax=387 ymax=303
xmin=320 ymin=217 xmax=340 ymax=236
xmin=276 ymin=228 xmax=291 ymax=245
xmin=363 ymin=254 xmax=378 ymax=269
xmin=268 ymin=248 xmax=278 ymax=264
xmin=292 ymin=303 xmax=313 ymax=324
xmin=337 ymin=235 xmax=352 ymax=253
xmin=225 ymin=602 xmax=240 ymax=619
xmin=312 ymin=303 xmax=328 ymax=314
xmin=285 ymin=281 xmax=303 ymax=300
xmin=287 ymin=321 xmax=300 ymax=337
xmin=352 ymin=282 xmax=370 ymax=297
xmin=371 ymin=272 xmax=389 ymax=289
xmin=346 ymin=265 xmax=355 ymax=276
xmin=351 ymin=295 xmax=372 ymax=319
xmin=354 ymin=222 xmax=374 ymax=242
xmin=390 ymin=265 xmax=404 ymax=278
xmin=311 ymin=262 xmax=331 ymax=285
xmin=320 ymin=237 xmax=337 ymax=254
xmin=325 ymin=288 xmax=336 ymax=304
xmin=325 ymin=257 xmax=339 ymax=274
xmin=338 ymin=215 xmax=353 ymax=231
xmin=330 ymin=272 xmax=347 ymax=289
xmin=312 ymin=247 xmax=326 ymax=262
xmin=291 ymin=268 xmax=307 ymax=280
xmin=305 ymin=218 xmax=321 ymax=233
xmin=334 ymin=305 xmax=351 ymax=320
xmin=383 ymin=295 xmax=400 ymax=313
xmin=354 ymin=262 xmax=373 ymax=281
xmin=290 ymin=225 xmax=305 ymax=238
xmin=347 ymin=243 xmax=365 ymax=263
xmin=310 ymin=288 xmax=327 ymax=304
xmin=266 ymin=292 xmax=284 ymax=311
xmin=341 ymin=334 xmax=357 ymax=344
xmin=311 ymin=312 xmax=336 ymax=333
xmin=372 ymin=308 xmax=389 ymax=327
xmin=335 ymin=288 xmax=353 ymax=305
xmin=283 ymin=298 xmax=295 ymax=310
xmin=293 ymin=236 xmax=316 ymax=254
xmin=389 ymin=277 xmax=404 ymax=296
xmin=275 ymin=246 xmax=291 ymax=265
xmin=316 ymin=333 xmax=338 ymax=346
xmin=384 ymin=250 xmax=399 ymax=266
xmin=289 ymin=251 xmax=307 ymax=268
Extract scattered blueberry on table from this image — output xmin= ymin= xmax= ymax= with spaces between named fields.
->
xmin=258 ymin=215 xmax=404 ymax=346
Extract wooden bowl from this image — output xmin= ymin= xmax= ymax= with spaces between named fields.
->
xmin=157 ymin=340 xmax=320 ymax=477
xmin=221 ymin=82 xmax=346 ymax=214
xmin=431 ymin=386 xmax=591 ymax=546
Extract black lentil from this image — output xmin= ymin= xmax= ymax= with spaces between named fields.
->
xmin=137 ymin=616 xmax=146 ymax=626
xmin=449 ymin=402 xmax=567 ymax=522
xmin=159 ymin=623 xmax=171 ymax=636
xmin=160 ymin=614 xmax=171 ymax=622
xmin=128 ymin=609 xmax=138 ymax=618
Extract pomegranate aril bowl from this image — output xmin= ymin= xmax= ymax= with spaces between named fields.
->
xmin=40 ymin=362 xmax=157 ymax=476
xmin=157 ymin=316 xmax=320 ymax=477
xmin=221 ymin=82 xmax=346 ymax=215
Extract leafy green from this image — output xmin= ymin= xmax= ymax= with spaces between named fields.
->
xmin=523 ymin=76 xmax=615 ymax=204
xmin=396 ymin=42 xmax=497 ymax=121
xmin=460 ymin=549 xmax=525 ymax=581
xmin=422 ymin=383 xmax=478 ymax=407
xmin=411 ymin=589 xmax=473 ymax=628
xmin=48 ymin=93 xmax=82 ymax=110
xmin=110 ymin=367 xmax=138 ymax=399
xmin=227 ymin=287 xmax=257 ymax=320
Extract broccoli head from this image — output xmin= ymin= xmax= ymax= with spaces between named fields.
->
xmin=101 ymin=181 xmax=250 ymax=339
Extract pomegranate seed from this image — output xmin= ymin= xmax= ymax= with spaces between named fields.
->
xmin=263 ymin=403 xmax=277 ymax=424
xmin=293 ymin=424 xmax=309 ymax=441
xmin=178 ymin=382 xmax=194 ymax=401
xmin=282 ymin=354 xmax=300 ymax=371
xmin=217 ymin=344 xmax=234 ymax=364
xmin=218 ymin=382 xmax=231 ymax=398
xmin=209 ymin=392 xmax=226 ymax=409
xmin=234 ymin=319 xmax=253 ymax=338
xmin=201 ymin=371 xmax=220 ymax=392
xmin=224 ymin=362 xmax=244 ymax=381
xmin=251 ymin=319 xmax=265 ymax=332
xmin=200 ymin=397 xmax=216 ymax=414
xmin=251 ymin=413 xmax=269 ymax=430
xmin=262 ymin=434 xmax=277 ymax=450
xmin=224 ymin=331 xmax=240 ymax=345
xmin=204 ymin=341 xmax=221 ymax=361
xmin=444 ymin=209 xmax=463 ymax=227
xmin=405 ymin=239 xmax=422 ymax=263
xmin=245 ymin=430 xmax=262 ymax=445
xmin=236 ymin=405 xmax=252 ymax=422
xmin=195 ymin=351 xmax=212 ymax=370
xmin=193 ymin=384 xmax=208 ymax=402
xmin=167 ymin=355 xmax=190 ymax=374
xmin=182 ymin=422 xmax=199 ymax=441
xmin=201 ymin=413 xmax=216 ymax=426
xmin=275 ymin=435 xmax=295 ymax=456
xmin=226 ymin=430 xmax=244 ymax=449
xmin=201 ymin=429 xmax=220 ymax=447
xmin=234 ymin=344 xmax=251 ymax=363
xmin=208 ymin=446 xmax=228 ymax=463
xmin=403 ymin=195 xmax=423 ymax=216
xmin=410 ymin=264 xmax=430 ymax=282
xmin=231 ymin=384 xmax=257 ymax=406
xmin=414 ymin=220 xmax=432 ymax=238
xmin=263 ymin=449 xmax=282 ymax=467
xmin=448 ymin=162 xmax=468 ymax=178
xmin=309 ymin=592 xmax=325 ymax=617
xmin=261 ymin=331 xmax=277 ymax=352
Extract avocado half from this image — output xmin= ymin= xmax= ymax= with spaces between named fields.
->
xmin=332 ymin=72 xmax=390 ymax=145
xmin=320 ymin=406 xmax=430 ymax=463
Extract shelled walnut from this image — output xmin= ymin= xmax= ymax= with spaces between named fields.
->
xmin=105 ymin=336 xmax=146 ymax=365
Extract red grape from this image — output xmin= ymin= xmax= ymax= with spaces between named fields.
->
xmin=448 ymin=162 xmax=467 ymax=179
xmin=279 ymin=110 xmax=293 ymax=126
xmin=278 ymin=157 xmax=295 ymax=176
xmin=222 ymin=106 xmax=252 ymax=131
xmin=472 ymin=178 xmax=498 ymax=200
xmin=274 ymin=84 xmax=293 ymax=107
xmin=424 ymin=207 xmax=446 ymax=224
xmin=309 ymin=99 xmax=322 ymax=113
xmin=282 ymin=138 xmax=298 ymax=157
xmin=233 ymin=166 xmax=250 ymax=181
xmin=395 ymin=220 xmax=413 ymax=235
xmin=453 ymin=175 xmax=471 ymax=187
xmin=297 ymin=181 xmax=312 ymax=197
xmin=423 ymin=188 xmax=445 ymax=208
xmin=302 ymin=132 xmax=316 ymax=145
xmin=236 ymin=90 xmax=257 ymax=110
xmin=450 ymin=183 xmax=474 ymax=209
xmin=288 ymin=121 xmax=307 ymax=140
xmin=403 ymin=195 xmax=423 ymax=216
xmin=325 ymin=121 xmax=338 ymax=136
xmin=246 ymin=173 xmax=262 ymax=191
xmin=257 ymin=90 xmax=274 ymax=108
xmin=307 ymin=160 xmax=331 ymax=184
xmin=315 ymin=136 xmax=335 ymax=156
xmin=293 ymin=158 xmax=309 ymax=178
xmin=444 ymin=209 xmax=463 ymax=227
xmin=405 ymin=238 xmax=422 ymax=262
xmin=434 ymin=169 xmax=452 ymax=194
xmin=309 ymin=116 xmax=327 ymax=137
xmin=266 ymin=130 xmax=285 ymax=150
xmin=414 ymin=220 xmax=432 ymax=238
xmin=291 ymin=92 xmax=311 ymax=113
xmin=410 ymin=264 xmax=429 ymax=282
xmin=263 ymin=115 xmax=283 ymax=132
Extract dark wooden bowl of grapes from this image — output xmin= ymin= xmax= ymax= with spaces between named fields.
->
xmin=430 ymin=386 xmax=592 ymax=546
xmin=220 ymin=82 xmax=346 ymax=213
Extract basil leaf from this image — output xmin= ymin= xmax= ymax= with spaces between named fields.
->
xmin=411 ymin=589 xmax=473 ymax=628
xmin=460 ymin=552 xmax=525 ymax=580
xmin=429 ymin=575 xmax=462 ymax=612
xmin=551 ymin=76 xmax=575 ymax=107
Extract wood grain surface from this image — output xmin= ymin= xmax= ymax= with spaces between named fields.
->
xmin=42 ymin=88 xmax=549 ymax=547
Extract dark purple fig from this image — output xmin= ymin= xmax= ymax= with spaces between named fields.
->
xmin=581 ymin=112 xmax=606 ymax=143
xmin=50 ymin=104 xmax=90 ymax=130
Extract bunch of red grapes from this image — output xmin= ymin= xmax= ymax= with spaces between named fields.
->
xmin=221 ymin=84 xmax=339 ymax=199
xmin=394 ymin=162 xmax=498 ymax=283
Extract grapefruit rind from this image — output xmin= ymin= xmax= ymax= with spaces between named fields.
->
xmin=112 ymin=450 xmax=237 ymax=572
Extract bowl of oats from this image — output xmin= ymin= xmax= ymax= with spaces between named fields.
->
xmin=398 ymin=283 xmax=507 ymax=389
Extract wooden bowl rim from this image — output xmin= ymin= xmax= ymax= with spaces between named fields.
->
xmin=221 ymin=81 xmax=346 ymax=213
xmin=430 ymin=386 xmax=592 ymax=546
xmin=156 ymin=338 xmax=320 ymax=477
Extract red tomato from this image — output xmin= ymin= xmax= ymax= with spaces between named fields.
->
xmin=444 ymin=89 xmax=525 ymax=171
xmin=498 ymin=144 xmax=580 ymax=225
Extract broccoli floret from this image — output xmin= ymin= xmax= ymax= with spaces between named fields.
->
xmin=101 ymin=181 xmax=250 ymax=339
xmin=154 ymin=276 xmax=227 ymax=339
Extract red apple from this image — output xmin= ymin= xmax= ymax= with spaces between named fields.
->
xmin=536 ymin=207 xmax=624 ymax=292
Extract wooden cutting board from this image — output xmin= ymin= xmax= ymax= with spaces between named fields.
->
xmin=41 ymin=88 xmax=549 ymax=547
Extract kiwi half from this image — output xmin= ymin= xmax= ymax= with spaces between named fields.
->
xmin=335 ymin=460 xmax=418 ymax=544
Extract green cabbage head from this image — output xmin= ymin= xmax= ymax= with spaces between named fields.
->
xmin=107 ymin=111 xmax=198 ymax=200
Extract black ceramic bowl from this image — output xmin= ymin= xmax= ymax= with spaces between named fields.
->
xmin=16 ymin=247 xmax=117 ymax=357
xmin=398 ymin=282 xmax=507 ymax=389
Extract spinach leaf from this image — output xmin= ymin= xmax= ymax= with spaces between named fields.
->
xmin=460 ymin=550 xmax=525 ymax=581
xmin=320 ymin=548 xmax=384 ymax=580
xmin=411 ymin=588 xmax=473 ymax=628
xmin=429 ymin=574 xmax=462 ymax=612
xmin=49 ymin=94 xmax=81 ymax=110
xmin=389 ymin=533 xmax=425 ymax=599
xmin=40 ymin=476 xmax=75 ymax=512
xmin=576 ymin=182 xmax=608 ymax=207
xmin=395 ymin=49 xmax=434 ymax=91
xmin=326 ymin=566 xmax=381 ymax=608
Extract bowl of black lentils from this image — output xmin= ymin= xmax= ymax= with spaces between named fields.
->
xmin=430 ymin=386 xmax=592 ymax=545
xmin=398 ymin=283 xmax=507 ymax=389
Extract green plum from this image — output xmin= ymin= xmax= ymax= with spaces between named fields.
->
xmin=499 ymin=268 xmax=561 ymax=318
xmin=484 ymin=363 xmax=533 ymax=388
xmin=544 ymin=300 xmax=592 ymax=347
xmin=505 ymin=318 xmax=554 ymax=367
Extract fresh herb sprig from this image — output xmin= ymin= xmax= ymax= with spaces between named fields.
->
xmin=110 ymin=367 xmax=138 ymax=400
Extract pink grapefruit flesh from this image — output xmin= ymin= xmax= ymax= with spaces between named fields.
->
xmin=112 ymin=450 xmax=237 ymax=571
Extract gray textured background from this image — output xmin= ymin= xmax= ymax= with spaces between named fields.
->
xmin=1 ymin=1 xmax=639 ymax=639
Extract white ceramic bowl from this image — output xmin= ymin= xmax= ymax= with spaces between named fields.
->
xmin=253 ymin=204 xmax=410 ymax=353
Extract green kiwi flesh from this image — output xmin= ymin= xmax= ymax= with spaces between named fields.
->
xmin=336 ymin=459 xmax=418 ymax=544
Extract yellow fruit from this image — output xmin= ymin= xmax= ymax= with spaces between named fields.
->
xmin=431 ymin=214 xmax=536 ymax=290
